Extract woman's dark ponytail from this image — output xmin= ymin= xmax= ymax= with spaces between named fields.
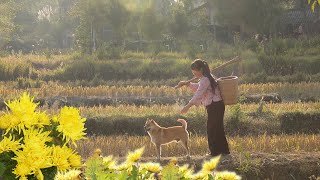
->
xmin=191 ymin=59 xmax=218 ymax=93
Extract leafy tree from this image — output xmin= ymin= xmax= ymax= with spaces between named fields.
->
xmin=139 ymin=7 xmax=165 ymax=40
xmin=0 ymin=0 xmax=76 ymax=52
xmin=167 ymin=5 xmax=190 ymax=40
xmin=105 ymin=0 xmax=130 ymax=41
xmin=71 ymin=0 xmax=107 ymax=53
xmin=71 ymin=0 xmax=130 ymax=53
xmin=0 ymin=1 xmax=17 ymax=47
xmin=210 ymin=0 xmax=283 ymax=35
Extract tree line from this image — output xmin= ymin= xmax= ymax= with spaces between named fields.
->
xmin=0 ymin=0 xmax=317 ymax=54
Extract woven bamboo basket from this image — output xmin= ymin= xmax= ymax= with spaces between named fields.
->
xmin=217 ymin=76 xmax=239 ymax=105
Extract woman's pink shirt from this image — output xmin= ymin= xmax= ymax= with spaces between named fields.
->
xmin=188 ymin=76 xmax=222 ymax=106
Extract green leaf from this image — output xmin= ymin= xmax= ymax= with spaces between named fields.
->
xmin=161 ymin=163 xmax=180 ymax=180
xmin=318 ymin=0 xmax=320 ymax=5
xmin=0 ymin=152 xmax=16 ymax=180
xmin=117 ymin=170 xmax=129 ymax=179
xmin=0 ymin=162 xmax=5 ymax=176
xmin=42 ymin=166 xmax=57 ymax=180
xmin=208 ymin=174 xmax=214 ymax=180
xmin=128 ymin=165 xmax=139 ymax=180
xmin=84 ymin=156 xmax=105 ymax=180
xmin=308 ymin=0 xmax=311 ymax=4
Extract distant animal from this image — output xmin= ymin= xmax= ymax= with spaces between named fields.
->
xmin=261 ymin=94 xmax=282 ymax=103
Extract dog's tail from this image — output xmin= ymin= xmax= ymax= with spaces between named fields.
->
xmin=177 ymin=119 xmax=187 ymax=130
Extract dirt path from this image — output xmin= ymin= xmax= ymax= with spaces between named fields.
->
xmin=139 ymin=152 xmax=320 ymax=180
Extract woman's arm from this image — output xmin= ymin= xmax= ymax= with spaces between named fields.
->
xmin=174 ymin=77 xmax=198 ymax=89
xmin=180 ymin=77 xmax=210 ymax=114
xmin=189 ymin=77 xmax=210 ymax=106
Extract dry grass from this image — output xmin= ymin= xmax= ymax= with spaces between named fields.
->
xmin=76 ymin=134 xmax=320 ymax=159
xmin=77 ymin=102 xmax=320 ymax=118
xmin=2 ymin=102 xmax=315 ymax=119
xmin=0 ymin=82 xmax=319 ymax=99
xmin=0 ymin=54 xmax=73 ymax=64
xmin=29 ymin=102 xmax=319 ymax=119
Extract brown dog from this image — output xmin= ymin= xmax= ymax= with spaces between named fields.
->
xmin=144 ymin=118 xmax=190 ymax=160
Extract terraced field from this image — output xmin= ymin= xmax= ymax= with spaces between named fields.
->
xmin=0 ymin=54 xmax=319 ymax=179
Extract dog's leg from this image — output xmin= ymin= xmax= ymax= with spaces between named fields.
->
xmin=156 ymin=144 xmax=161 ymax=161
xmin=180 ymin=140 xmax=190 ymax=159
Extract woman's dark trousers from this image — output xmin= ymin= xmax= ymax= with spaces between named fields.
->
xmin=206 ymin=100 xmax=230 ymax=156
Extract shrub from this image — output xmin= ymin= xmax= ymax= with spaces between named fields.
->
xmin=263 ymin=38 xmax=287 ymax=55
xmin=0 ymin=63 xmax=31 ymax=81
xmin=95 ymin=42 xmax=124 ymax=60
xmin=147 ymin=42 xmax=165 ymax=57
xmin=244 ymin=39 xmax=261 ymax=53
xmin=279 ymin=112 xmax=320 ymax=134
xmin=182 ymin=42 xmax=200 ymax=59
xmin=258 ymin=54 xmax=294 ymax=75
xmin=226 ymin=104 xmax=245 ymax=135
xmin=16 ymin=78 xmax=42 ymax=89
xmin=0 ymin=63 xmax=11 ymax=81
xmin=12 ymin=64 xmax=30 ymax=80
xmin=59 ymin=59 xmax=96 ymax=81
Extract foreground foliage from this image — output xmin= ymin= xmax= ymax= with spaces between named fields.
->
xmin=78 ymin=148 xmax=241 ymax=180
xmin=0 ymin=93 xmax=86 ymax=179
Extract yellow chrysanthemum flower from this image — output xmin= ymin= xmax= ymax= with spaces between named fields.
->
xmin=13 ymin=129 xmax=52 ymax=178
xmin=54 ymin=169 xmax=82 ymax=180
xmin=214 ymin=171 xmax=242 ymax=180
xmin=202 ymin=155 xmax=221 ymax=174
xmin=23 ymin=128 xmax=52 ymax=145
xmin=13 ymin=163 xmax=32 ymax=179
xmin=102 ymin=155 xmax=113 ymax=163
xmin=19 ymin=176 xmax=28 ymax=180
xmin=51 ymin=145 xmax=74 ymax=171
xmin=178 ymin=164 xmax=194 ymax=178
xmin=68 ymin=153 xmax=82 ymax=168
xmin=0 ymin=135 xmax=21 ymax=153
xmin=54 ymin=107 xmax=86 ymax=146
xmin=140 ymin=162 xmax=161 ymax=173
xmin=35 ymin=111 xmax=51 ymax=128
xmin=103 ymin=155 xmax=116 ymax=169
xmin=169 ymin=158 xmax=178 ymax=165
xmin=5 ymin=93 xmax=38 ymax=133
xmin=0 ymin=113 xmax=20 ymax=132
xmin=0 ymin=114 xmax=11 ymax=129
xmin=126 ymin=147 xmax=144 ymax=163
xmin=181 ymin=170 xmax=194 ymax=179
xmin=13 ymin=147 xmax=52 ymax=177
xmin=1 ymin=93 xmax=50 ymax=134
xmin=6 ymin=93 xmax=38 ymax=116
xmin=190 ymin=171 xmax=209 ymax=180
xmin=93 ymin=148 xmax=102 ymax=157
xmin=115 ymin=162 xmax=133 ymax=171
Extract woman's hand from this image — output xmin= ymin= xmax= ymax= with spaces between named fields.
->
xmin=174 ymin=81 xmax=189 ymax=89
xmin=180 ymin=103 xmax=192 ymax=114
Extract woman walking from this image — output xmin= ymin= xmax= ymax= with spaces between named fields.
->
xmin=175 ymin=59 xmax=230 ymax=157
